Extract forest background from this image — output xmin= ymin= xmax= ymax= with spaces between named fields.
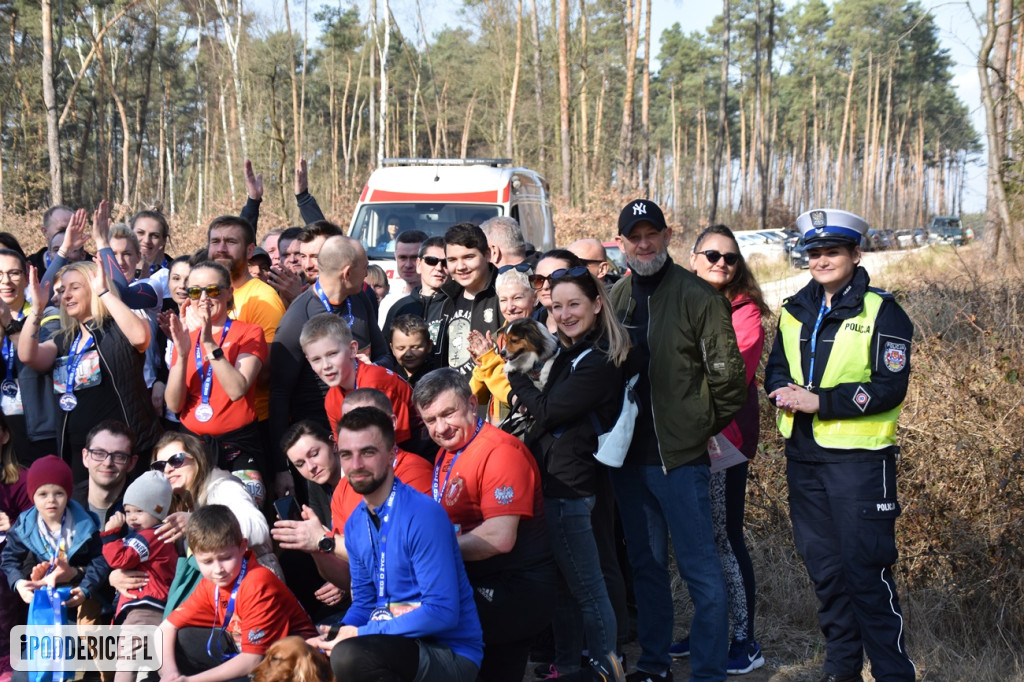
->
xmin=2 ymin=0 xmax=1024 ymax=679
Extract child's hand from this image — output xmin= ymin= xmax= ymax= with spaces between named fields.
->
xmin=63 ymin=587 xmax=84 ymax=609
xmin=29 ymin=561 xmax=51 ymax=581
xmin=45 ymin=555 xmax=77 ymax=586
xmin=105 ymin=511 xmax=126 ymax=533
xmin=16 ymin=579 xmax=43 ymax=603
xmin=0 ymin=511 xmax=10 ymax=532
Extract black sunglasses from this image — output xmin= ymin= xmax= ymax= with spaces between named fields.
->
xmin=150 ymin=452 xmax=193 ymax=472
xmin=530 ymin=266 xmax=590 ymax=289
xmin=696 ymin=250 xmax=740 ymax=266
xmin=421 ymin=256 xmax=447 ymax=269
xmin=498 ymin=263 xmax=533 ymax=275
xmin=186 ymin=285 xmax=222 ymax=300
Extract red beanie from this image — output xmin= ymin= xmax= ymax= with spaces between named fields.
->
xmin=27 ymin=455 xmax=74 ymax=500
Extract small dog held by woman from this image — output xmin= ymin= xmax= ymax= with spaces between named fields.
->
xmin=250 ymin=636 xmax=333 ymax=682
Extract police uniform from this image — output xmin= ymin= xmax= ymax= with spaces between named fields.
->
xmin=764 ymin=209 xmax=916 ymax=682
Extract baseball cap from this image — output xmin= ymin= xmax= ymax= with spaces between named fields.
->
xmin=618 ymin=199 xmax=668 ymax=237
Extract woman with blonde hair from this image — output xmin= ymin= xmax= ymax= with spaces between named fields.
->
xmin=19 ymin=259 xmax=159 ymax=476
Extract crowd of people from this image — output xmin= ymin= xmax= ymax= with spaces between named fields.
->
xmin=0 ymin=165 xmax=917 ymax=682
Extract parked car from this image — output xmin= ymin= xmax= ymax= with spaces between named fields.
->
xmin=790 ymin=237 xmax=809 ymax=268
xmin=895 ymin=230 xmax=915 ymax=249
xmin=928 ymin=216 xmax=965 ymax=246
xmin=603 ymin=241 xmax=628 ymax=275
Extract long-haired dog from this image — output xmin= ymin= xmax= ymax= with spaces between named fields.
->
xmin=501 ymin=317 xmax=559 ymax=388
xmin=250 ymin=636 xmax=334 ymax=682
xmin=500 ymin=318 xmax=559 ymax=439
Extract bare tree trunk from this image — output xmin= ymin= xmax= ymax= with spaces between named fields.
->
xmin=528 ymin=0 xmax=545 ymax=169
xmin=377 ymin=0 xmax=390 ymax=167
xmin=577 ymin=0 xmax=589 ymax=201
xmin=557 ymin=0 xmax=571 ymax=200
xmin=460 ymin=90 xmax=478 ymax=158
xmin=506 ymin=0 xmax=523 ymax=159
xmin=979 ymin=0 xmax=1017 ymax=260
xmin=835 ymin=63 xmax=855 ymax=203
xmin=284 ymin=0 xmax=302 ymax=163
xmin=617 ymin=0 xmax=640 ymax=191
xmin=219 ymin=84 xmax=237 ymax=203
xmin=640 ymin=0 xmax=652 ymax=196
xmin=41 ymin=0 xmax=62 ymax=204
xmin=709 ymin=0 xmax=729 ymax=222
xmin=213 ymin=0 xmax=249 ymax=160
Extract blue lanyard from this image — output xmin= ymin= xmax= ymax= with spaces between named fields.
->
xmin=367 ymin=480 xmax=399 ymax=608
xmin=149 ymin=256 xmax=169 ymax=276
xmin=64 ymin=332 xmax=94 ymax=394
xmin=432 ymin=419 xmax=484 ymax=502
xmin=805 ymin=296 xmax=830 ymax=390
xmin=313 ymin=279 xmax=354 ymax=327
xmin=207 ymin=558 xmax=247 ymax=661
xmin=2 ymin=308 xmax=24 ymax=381
xmin=194 ymin=320 xmax=233 ymax=406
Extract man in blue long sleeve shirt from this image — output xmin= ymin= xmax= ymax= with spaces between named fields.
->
xmin=309 ymin=406 xmax=483 ymax=682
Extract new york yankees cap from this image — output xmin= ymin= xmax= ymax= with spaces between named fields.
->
xmin=618 ymin=198 xmax=668 ymax=236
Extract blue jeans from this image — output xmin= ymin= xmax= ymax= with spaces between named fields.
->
xmin=611 ymin=464 xmax=728 ymax=681
xmin=546 ymin=496 xmax=618 ymax=672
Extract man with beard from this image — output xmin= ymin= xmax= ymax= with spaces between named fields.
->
xmin=308 ymin=406 xmax=484 ymax=682
xmin=608 ymin=199 xmax=747 ymax=682
xmin=207 ymin=215 xmax=289 ymax=496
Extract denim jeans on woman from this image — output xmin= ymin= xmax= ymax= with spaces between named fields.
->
xmin=546 ymin=495 xmax=618 ymax=674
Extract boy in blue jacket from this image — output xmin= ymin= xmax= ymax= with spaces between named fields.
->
xmin=1 ymin=454 xmax=109 ymax=616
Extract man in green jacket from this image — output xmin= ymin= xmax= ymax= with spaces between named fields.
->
xmin=608 ymin=199 xmax=747 ymax=682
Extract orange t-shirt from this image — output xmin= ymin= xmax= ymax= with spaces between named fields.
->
xmin=432 ymin=423 xmax=540 ymax=532
xmin=174 ymin=320 xmax=267 ymax=435
xmin=166 ymin=551 xmax=316 ymax=654
xmin=330 ymin=448 xmax=434 ymax=534
xmin=324 ymin=362 xmax=414 ymax=442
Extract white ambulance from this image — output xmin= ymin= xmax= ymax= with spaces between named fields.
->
xmin=347 ymin=158 xmax=554 ymax=290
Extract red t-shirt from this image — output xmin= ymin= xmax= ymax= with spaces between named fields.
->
xmin=433 ymin=423 xmax=540 ymax=532
xmin=174 ymin=320 xmax=267 ymax=435
xmin=324 ymin=362 xmax=414 ymax=442
xmin=166 ymin=551 xmax=316 ymax=654
xmin=330 ymin=448 xmax=433 ymax=535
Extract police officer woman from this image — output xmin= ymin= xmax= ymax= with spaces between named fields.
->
xmin=765 ymin=209 xmax=915 ymax=682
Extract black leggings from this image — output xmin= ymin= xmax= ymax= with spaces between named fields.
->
xmin=331 ymin=634 xmax=420 ymax=681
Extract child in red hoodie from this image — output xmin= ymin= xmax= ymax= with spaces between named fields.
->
xmin=101 ymin=470 xmax=178 ymax=681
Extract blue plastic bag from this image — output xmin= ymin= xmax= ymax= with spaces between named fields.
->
xmin=26 ymin=586 xmax=75 ymax=682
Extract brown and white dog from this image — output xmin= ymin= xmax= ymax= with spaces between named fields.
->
xmin=502 ymin=317 xmax=559 ymax=389
xmin=250 ymin=636 xmax=334 ymax=682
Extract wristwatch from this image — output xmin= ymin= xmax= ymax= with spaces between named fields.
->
xmin=207 ymin=347 xmax=225 ymax=363
xmin=317 ymin=533 xmax=336 ymax=554
xmin=3 ymin=318 xmax=23 ymax=336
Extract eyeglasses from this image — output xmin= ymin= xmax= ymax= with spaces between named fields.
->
xmin=186 ymin=285 xmax=222 ymax=300
xmin=498 ymin=262 xmax=534 ymax=275
xmin=421 ymin=256 xmax=447 ymax=269
xmin=696 ymin=250 xmax=740 ymax=266
xmin=0 ymin=269 xmax=24 ymax=281
xmin=86 ymin=448 xmax=132 ymax=466
xmin=577 ymin=258 xmax=605 ymax=266
xmin=150 ymin=452 xmax=193 ymax=472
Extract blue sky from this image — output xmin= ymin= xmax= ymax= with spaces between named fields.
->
xmin=253 ymin=0 xmax=988 ymax=213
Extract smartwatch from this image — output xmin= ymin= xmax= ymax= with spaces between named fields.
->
xmin=207 ymin=347 xmax=225 ymax=362
xmin=318 ymin=533 xmax=336 ymax=554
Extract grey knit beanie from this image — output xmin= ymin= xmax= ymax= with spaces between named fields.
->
xmin=123 ymin=471 xmax=173 ymax=521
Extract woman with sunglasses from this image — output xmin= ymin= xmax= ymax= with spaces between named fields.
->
xmin=506 ymin=266 xmax=631 ymax=682
xmin=148 ymin=431 xmax=281 ymax=578
xmin=467 ymin=263 xmax=539 ymax=426
xmin=671 ymin=225 xmax=769 ymax=674
xmin=19 ymin=260 xmax=159 ymax=477
xmin=529 ymin=249 xmax=586 ymax=335
xmin=164 ymin=261 xmax=268 ymax=505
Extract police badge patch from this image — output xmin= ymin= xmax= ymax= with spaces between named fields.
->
xmin=853 ymin=385 xmax=871 ymax=412
xmin=810 ymin=210 xmax=826 ymax=227
xmin=494 ymin=486 xmax=514 ymax=505
xmin=884 ymin=341 xmax=907 ymax=372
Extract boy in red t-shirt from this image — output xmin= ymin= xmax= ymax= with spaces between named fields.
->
xmin=159 ymin=505 xmax=316 ymax=682
xmin=299 ymin=313 xmax=416 ymax=444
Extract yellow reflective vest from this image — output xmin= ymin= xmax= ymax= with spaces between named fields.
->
xmin=776 ymin=291 xmax=901 ymax=450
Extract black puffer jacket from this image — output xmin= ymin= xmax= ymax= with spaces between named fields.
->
xmin=507 ymin=336 xmax=624 ymax=499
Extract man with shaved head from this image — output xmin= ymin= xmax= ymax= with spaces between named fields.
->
xmin=568 ymin=238 xmax=615 ymax=287
xmin=269 ymin=235 xmax=388 ymax=494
